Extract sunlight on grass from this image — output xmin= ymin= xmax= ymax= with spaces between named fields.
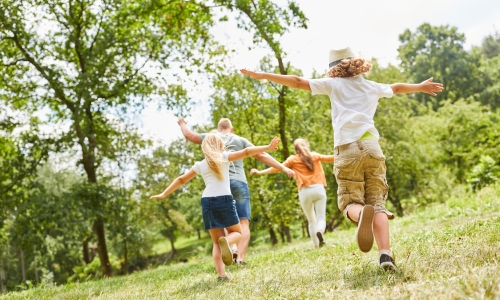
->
xmin=3 ymin=185 xmax=500 ymax=299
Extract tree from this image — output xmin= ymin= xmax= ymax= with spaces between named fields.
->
xmin=214 ymin=0 xmax=308 ymax=242
xmin=481 ymin=31 xmax=500 ymax=59
xmin=478 ymin=50 xmax=500 ymax=109
xmin=0 ymin=0 xmax=215 ymax=276
xmin=135 ymin=140 xmax=196 ymax=257
xmin=398 ymin=23 xmax=482 ymax=109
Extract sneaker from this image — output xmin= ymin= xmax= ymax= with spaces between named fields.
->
xmin=379 ymin=254 xmax=397 ymax=271
xmin=218 ymin=237 xmax=233 ymax=266
xmin=236 ymin=260 xmax=247 ymax=267
xmin=217 ymin=275 xmax=231 ymax=282
xmin=356 ymin=205 xmax=375 ymax=253
xmin=232 ymin=247 xmax=238 ymax=263
xmin=316 ymin=232 xmax=325 ymax=247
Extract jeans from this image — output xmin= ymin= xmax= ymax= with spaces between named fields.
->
xmin=230 ymin=179 xmax=251 ymax=220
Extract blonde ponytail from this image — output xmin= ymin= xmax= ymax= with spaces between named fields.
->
xmin=201 ymin=133 xmax=226 ymax=180
xmin=294 ymin=138 xmax=314 ymax=172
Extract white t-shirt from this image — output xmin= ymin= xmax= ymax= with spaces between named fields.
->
xmin=309 ymin=76 xmax=394 ymax=147
xmin=191 ymin=151 xmax=231 ymax=198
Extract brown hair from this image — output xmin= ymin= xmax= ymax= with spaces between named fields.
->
xmin=294 ymin=138 xmax=314 ymax=172
xmin=217 ymin=118 xmax=232 ymax=131
xmin=201 ymin=133 xmax=226 ymax=180
xmin=327 ymin=58 xmax=372 ymax=78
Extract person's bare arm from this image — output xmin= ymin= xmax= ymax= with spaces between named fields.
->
xmin=249 ymin=167 xmax=281 ymax=176
xmin=316 ymin=154 xmax=334 ymax=163
xmin=228 ymin=137 xmax=280 ymax=161
xmin=240 ymin=69 xmax=311 ymax=92
xmin=150 ymin=169 xmax=197 ymax=199
xmin=178 ymin=117 xmax=202 ymax=144
xmin=390 ymin=77 xmax=444 ymax=96
xmin=253 ymin=152 xmax=295 ymax=178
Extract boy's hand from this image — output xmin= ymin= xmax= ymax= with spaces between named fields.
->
xmin=268 ymin=137 xmax=280 ymax=151
xmin=150 ymin=194 xmax=166 ymax=200
xmin=420 ymin=77 xmax=444 ymax=96
xmin=249 ymin=168 xmax=259 ymax=176
xmin=240 ymin=69 xmax=265 ymax=80
xmin=177 ymin=117 xmax=187 ymax=126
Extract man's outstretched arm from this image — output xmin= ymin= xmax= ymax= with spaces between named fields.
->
xmin=254 ymin=152 xmax=295 ymax=178
xmin=178 ymin=117 xmax=202 ymax=144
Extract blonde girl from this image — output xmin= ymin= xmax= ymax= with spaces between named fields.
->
xmin=150 ymin=133 xmax=280 ymax=281
xmin=250 ymin=138 xmax=334 ymax=248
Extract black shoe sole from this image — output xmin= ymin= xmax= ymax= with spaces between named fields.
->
xmin=316 ymin=232 xmax=325 ymax=247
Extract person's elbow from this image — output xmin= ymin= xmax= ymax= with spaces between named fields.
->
xmin=390 ymin=84 xmax=401 ymax=94
xmin=295 ymin=77 xmax=311 ymax=91
xmin=185 ymin=133 xmax=201 ymax=144
xmin=253 ymin=152 xmax=266 ymax=160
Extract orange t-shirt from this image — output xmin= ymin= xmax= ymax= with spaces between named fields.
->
xmin=272 ymin=152 xmax=334 ymax=190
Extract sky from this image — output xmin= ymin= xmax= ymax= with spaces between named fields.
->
xmin=140 ymin=0 xmax=500 ymax=146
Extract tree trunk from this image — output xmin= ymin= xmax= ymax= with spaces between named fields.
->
xmin=1 ymin=257 xmax=6 ymax=294
xmin=34 ymin=252 xmax=39 ymax=284
xmin=168 ymin=234 xmax=177 ymax=257
xmin=302 ymin=220 xmax=309 ymax=238
xmin=326 ymin=210 xmax=343 ymax=232
xmin=83 ymin=238 xmax=91 ymax=264
xmin=268 ymin=226 xmax=278 ymax=246
xmin=123 ymin=240 xmax=128 ymax=275
xmin=19 ymin=249 xmax=26 ymax=283
xmin=281 ymin=222 xmax=291 ymax=243
xmin=93 ymin=218 xmax=113 ymax=277
xmin=278 ymin=87 xmax=290 ymax=159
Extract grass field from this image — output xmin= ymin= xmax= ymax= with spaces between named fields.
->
xmin=3 ymin=185 xmax=500 ymax=299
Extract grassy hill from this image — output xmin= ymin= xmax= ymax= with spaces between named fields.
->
xmin=3 ymin=185 xmax=500 ymax=299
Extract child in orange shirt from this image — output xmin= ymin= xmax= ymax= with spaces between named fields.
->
xmin=250 ymin=138 xmax=333 ymax=248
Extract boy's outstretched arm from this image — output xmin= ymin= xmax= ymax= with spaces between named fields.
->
xmin=228 ymin=137 xmax=280 ymax=161
xmin=391 ymin=77 xmax=444 ymax=96
xmin=240 ymin=69 xmax=311 ymax=92
xmin=249 ymin=167 xmax=281 ymax=176
xmin=178 ymin=117 xmax=202 ymax=144
xmin=150 ymin=169 xmax=197 ymax=200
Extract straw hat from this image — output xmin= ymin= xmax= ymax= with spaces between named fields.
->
xmin=329 ymin=47 xmax=355 ymax=68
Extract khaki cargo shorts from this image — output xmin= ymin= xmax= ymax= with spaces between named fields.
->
xmin=334 ymin=139 xmax=394 ymax=222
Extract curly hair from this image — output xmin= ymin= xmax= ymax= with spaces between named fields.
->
xmin=327 ymin=58 xmax=372 ymax=78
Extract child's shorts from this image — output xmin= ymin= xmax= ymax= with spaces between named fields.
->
xmin=334 ymin=139 xmax=395 ymax=222
xmin=201 ymin=195 xmax=240 ymax=230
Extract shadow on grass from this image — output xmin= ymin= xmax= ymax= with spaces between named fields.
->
xmin=171 ymin=276 xmax=238 ymax=296
xmin=342 ymin=262 xmax=414 ymax=290
xmin=125 ymin=237 xmax=212 ymax=274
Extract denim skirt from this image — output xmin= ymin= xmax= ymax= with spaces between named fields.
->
xmin=201 ymin=195 xmax=240 ymax=230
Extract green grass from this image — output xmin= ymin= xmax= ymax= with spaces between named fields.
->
xmin=4 ymin=185 xmax=500 ymax=299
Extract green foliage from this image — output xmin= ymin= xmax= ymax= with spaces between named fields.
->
xmin=398 ymin=23 xmax=482 ymax=109
xmin=481 ymin=31 xmax=500 ymax=59
xmin=478 ymin=52 xmax=500 ymax=109
xmin=67 ymin=254 xmax=121 ymax=283
xmin=466 ymin=156 xmax=500 ymax=192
